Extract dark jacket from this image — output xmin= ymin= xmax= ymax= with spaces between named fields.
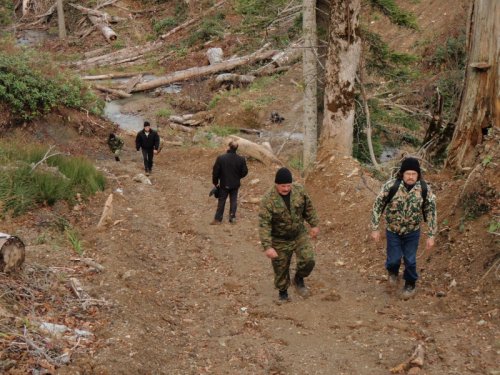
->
xmin=212 ymin=150 xmax=248 ymax=189
xmin=135 ymin=129 xmax=160 ymax=151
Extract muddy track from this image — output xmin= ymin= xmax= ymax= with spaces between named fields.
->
xmin=58 ymin=142 xmax=496 ymax=375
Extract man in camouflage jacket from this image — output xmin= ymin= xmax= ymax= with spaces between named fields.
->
xmin=371 ymin=157 xmax=437 ymax=299
xmin=107 ymin=133 xmax=124 ymax=161
xmin=259 ymin=167 xmax=319 ymax=302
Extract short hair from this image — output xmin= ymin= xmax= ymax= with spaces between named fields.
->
xmin=228 ymin=140 xmax=238 ymax=151
xmin=144 ymin=121 xmax=151 ymax=127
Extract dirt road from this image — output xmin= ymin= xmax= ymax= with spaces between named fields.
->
xmin=59 ymin=141 xmax=497 ymax=375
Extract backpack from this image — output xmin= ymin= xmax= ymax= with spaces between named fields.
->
xmin=380 ymin=179 xmax=428 ymax=222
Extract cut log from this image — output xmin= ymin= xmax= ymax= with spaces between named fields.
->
xmin=207 ymin=48 xmax=224 ymax=64
xmin=131 ymin=49 xmax=277 ymax=92
xmin=89 ymin=15 xmax=117 ymax=42
xmin=0 ymin=234 xmax=25 ymax=273
xmin=81 ymin=72 xmax=149 ymax=80
xmin=215 ymin=73 xmax=255 ymax=86
xmin=224 ymin=135 xmax=281 ymax=166
xmin=169 ymin=122 xmax=195 ymax=133
xmin=93 ymin=84 xmax=131 ymax=98
xmin=169 ymin=112 xmax=213 ymax=127
xmin=97 ymin=194 xmax=113 ymax=229
xmin=124 ymin=74 xmax=143 ymax=93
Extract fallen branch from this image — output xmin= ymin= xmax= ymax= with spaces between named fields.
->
xmin=97 ymin=194 xmax=113 ymax=228
xmin=30 ymin=146 xmax=63 ymax=172
xmin=69 ymin=277 xmax=90 ymax=299
xmin=93 ymin=84 xmax=131 ymax=98
xmin=131 ymin=49 xmax=277 ymax=92
xmin=73 ymin=258 xmax=105 ymax=272
xmin=81 ymin=72 xmax=149 ymax=80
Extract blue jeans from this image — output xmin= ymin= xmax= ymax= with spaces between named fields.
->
xmin=386 ymin=229 xmax=420 ymax=283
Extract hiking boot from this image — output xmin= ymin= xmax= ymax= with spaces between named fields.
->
xmin=401 ymin=282 xmax=416 ymax=300
xmin=276 ymin=290 xmax=290 ymax=304
xmin=210 ymin=219 xmax=222 ymax=225
xmin=229 ymin=217 xmax=237 ymax=224
xmin=388 ymin=272 xmax=398 ymax=285
xmin=293 ymin=275 xmax=309 ymax=297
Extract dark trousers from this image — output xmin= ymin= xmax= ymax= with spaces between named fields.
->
xmin=141 ymin=149 xmax=154 ymax=171
xmin=214 ymin=187 xmax=238 ymax=222
xmin=386 ymin=229 xmax=420 ymax=283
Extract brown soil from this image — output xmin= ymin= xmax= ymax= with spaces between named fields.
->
xmin=1 ymin=0 xmax=498 ymax=373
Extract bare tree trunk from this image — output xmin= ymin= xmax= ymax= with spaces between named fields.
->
xmin=57 ymin=0 xmax=67 ymax=39
xmin=303 ymin=0 xmax=318 ymax=169
xmin=320 ymin=0 xmax=362 ymax=157
xmin=446 ymin=0 xmax=499 ymax=169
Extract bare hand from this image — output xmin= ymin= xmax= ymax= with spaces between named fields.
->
xmin=154 ymin=150 xmax=158 ymax=154
xmin=265 ymin=248 xmax=278 ymax=259
xmin=426 ymin=237 xmax=435 ymax=251
xmin=371 ymin=231 xmax=381 ymax=243
xmin=309 ymin=227 xmax=320 ymax=239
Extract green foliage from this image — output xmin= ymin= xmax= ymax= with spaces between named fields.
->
xmin=288 ymin=156 xmax=303 ymax=171
xmin=0 ymin=49 xmax=104 ymax=120
xmin=153 ymin=17 xmax=178 ymax=35
xmin=0 ymin=0 xmax=13 ymax=27
xmin=156 ymin=107 xmax=173 ymax=118
xmin=187 ymin=12 xmax=226 ymax=46
xmin=0 ymin=142 xmax=105 ymax=216
xmin=234 ymin=0 xmax=288 ymax=32
xmin=488 ymin=217 xmax=500 ymax=234
xmin=209 ymin=125 xmax=239 ymax=137
xmin=208 ymin=89 xmax=241 ymax=109
xmin=112 ymin=40 xmax=125 ymax=50
xmin=369 ymin=0 xmax=418 ymax=29
xmin=462 ymin=192 xmax=491 ymax=221
xmin=428 ymin=34 xmax=466 ymax=70
xmin=66 ymin=227 xmax=83 ymax=256
xmin=362 ymin=28 xmax=418 ymax=83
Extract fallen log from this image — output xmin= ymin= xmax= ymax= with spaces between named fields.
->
xmin=239 ymin=128 xmax=262 ymax=135
xmin=93 ymin=84 xmax=131 ymax=98
xmin=124 ymin=74 xmax=143 ymax=93
xmin=131 ymin=49 xmax=277 ymax=92
xmin=224 ymin=135 xmax=281 ymax=166
xmin=81 ymin=72 xmax=149 ymax=80
xmin=169 ymin=123 xmax=195 ymax=133
xmin=69 ymin=3 xmax=118 ymax=42
xmin=170 ymin=112 xmax=213 ymax=127
xmin=0 ymin=233 xmax=25 ymax=273
xmin=215 ymin=73 xmax=255 ymax=86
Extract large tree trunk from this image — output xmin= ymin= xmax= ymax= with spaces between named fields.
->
xmin=445 ymin=0 xmax=499 ymax=169
xmin=302 ymin=0 xmax=318 ymax=169
xmin=56 ymin=0 xmax=67 ymax=39
xmin=0 ymin=234 xmax=25 ymax=273
xmin=320 ymin=0 xmax=362 ymax=157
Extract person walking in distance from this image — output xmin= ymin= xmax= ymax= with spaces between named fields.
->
xmin=107 ymin=132 xmax=124 ymax=161
xmin=135 ymin=121 xmax=160 ymax=176
xmin=371 ymin=157 xmax=437 ymax=299
xmin=211 ymin=140 xmax=248 ymax=225
xmin=259 ymin=167 xmax=320 ymax=303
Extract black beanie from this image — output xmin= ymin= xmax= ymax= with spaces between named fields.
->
xmin=144 ymin=121 xmax=151 ymax=128
xmin=400 ymin=157 xmax=421 ymax=175
xmin=275 ymin=167 xmax=293 ymax=184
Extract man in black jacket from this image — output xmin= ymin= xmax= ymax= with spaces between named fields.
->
xmin=211 ymin=140 xmax=248 ymax=224
xmin=135 ymin=121 xmax=160 ymax=176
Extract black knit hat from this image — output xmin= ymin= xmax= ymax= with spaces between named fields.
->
xmin=400 ymin=157 xmax=421 ymax=175
xmin=275 ymin=167 xmax=293 ymax=184
xmin=144 ymin=121 xmax=151 ymax=128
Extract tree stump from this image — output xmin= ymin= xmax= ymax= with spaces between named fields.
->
xmin=0 ymin=234 xmax=25 ymax=273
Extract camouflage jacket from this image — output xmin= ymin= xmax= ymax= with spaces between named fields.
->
xmin=259 ymin=183 xmax=319 ymax=250
xmin=371 ymin=179 xmax=437 ymax=237
xmin=107 ymin=136 xmax=124 ymax=152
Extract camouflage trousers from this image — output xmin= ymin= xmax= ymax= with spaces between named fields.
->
xmin=271 ymin=233 xmax=315 ymax=291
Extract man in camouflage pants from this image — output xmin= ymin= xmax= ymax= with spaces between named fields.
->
xmin=107 ymin=133 xmax=124 ymax=162
xmin=259 ymin=167 xmax=320 ymax=302
xmin=371 ymin=157 xmax=437 ymax=299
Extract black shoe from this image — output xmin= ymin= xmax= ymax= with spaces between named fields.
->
xmin=293 ymin=275 xmax=309 ymax=297
xmin=388 ymin=272 xmax=398 ymax=285
xmin=229 ymin=217 xmax=236 ymax=224
xmin=278 ymin=290 xmax=289 ymax=303
xmin=115 ymin=156 xmax=120 ymax=161
xmin=402 ymin=281 xmax=416 ymax=299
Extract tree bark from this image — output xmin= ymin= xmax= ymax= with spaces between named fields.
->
xmin=302 ymin=0 xmax=318 ymax=169
xmin=56 ymin=0 xmax=67 ymax=39
xmin=446 ymin=0 xmax=499 ymax=169
xmin=320 ymin=0 xmax=362 ymax=157
xmin=207 ymin=48 xmax=224 ymax=65
xmin=0 ymin=234 xmax=25 ymax=273
xmin=131 ymin=49 xmax=277 ymax=92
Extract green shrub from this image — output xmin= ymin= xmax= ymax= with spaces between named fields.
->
xmin=0 ymin=49 xmax=103 ymax=120
xmin=156 ymin=107 xmax=172 ymax=118
xmin=209 ymin=125 xmax=239 ymax=137
xmin=187 ymin=13 xmax=225 ymax=46
xmin=428 ymin=34 xmax=466 ymax=70
xmin=0 ymin=143 xmax=105 ymax=216
xmin=0 ymin=0 xmax=13 ymax=27
xmin=369 ymin=0 xmax=418 ymax=29
xmin=153 ymin=17 xmax=178 ymax=35
xmin=235 ymin=0 xmax=288 ymax=28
